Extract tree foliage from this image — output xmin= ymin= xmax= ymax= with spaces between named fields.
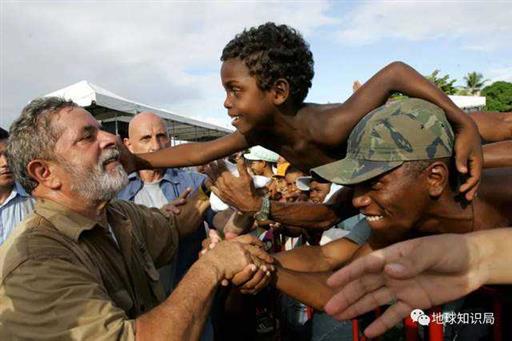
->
xmin=464 ymin=71 xmax=488 ymax=95
xmin=426 ymin=70 xmax=457 ymax=95
xmin=481 ymin=81 xmax=512 ymax=112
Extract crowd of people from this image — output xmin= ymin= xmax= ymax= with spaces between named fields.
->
xmin=1 ymin=22 xmax=511 ymax=340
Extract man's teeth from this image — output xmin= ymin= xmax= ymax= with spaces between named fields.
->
xmin=366 ymin=215 xmax=384 ymax=222
xmin=232 ymin=116 xmax=240 ymax=123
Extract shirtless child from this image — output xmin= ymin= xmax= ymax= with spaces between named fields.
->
xmin=123 ymin=22 xmax=492 ymax=201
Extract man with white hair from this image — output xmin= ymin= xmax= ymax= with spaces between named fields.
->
xmin=0 ymin=97 xmax=272 ymax=340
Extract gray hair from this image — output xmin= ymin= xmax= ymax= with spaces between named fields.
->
xmin=7 ymin=97 xmax=77 ymax=193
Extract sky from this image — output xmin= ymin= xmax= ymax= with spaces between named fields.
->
xmin=1 ymin=0 xmax=511 ymax=129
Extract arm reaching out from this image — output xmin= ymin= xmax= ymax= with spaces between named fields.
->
xmin=205 ymin=158 xmax=356 ymax=230
xmin=121 ymin=131 xmax=250 ymax=173
xmin=329 ymin=61 xmax=482 ymax=200
xmin=323 ymin=229 xmax=512 ymax=338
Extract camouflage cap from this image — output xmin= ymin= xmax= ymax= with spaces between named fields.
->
xmin=311 ymin=98 xmax=454 ymax=185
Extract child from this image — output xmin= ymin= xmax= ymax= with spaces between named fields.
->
xmin=124 ymin=22 xmax=482 ymax=199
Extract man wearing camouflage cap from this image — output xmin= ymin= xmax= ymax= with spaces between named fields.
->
xmin=312 ymin=98 xmax=512 ymax=246
xmin=212 ymin=98 xmax=512 ymax=313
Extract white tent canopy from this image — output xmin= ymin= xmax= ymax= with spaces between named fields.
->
xmin=45 ymin=80 xmax=233 ymax=142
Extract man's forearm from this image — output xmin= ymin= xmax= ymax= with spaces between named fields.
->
xmin=274 ymin=266 xmax=335 ymax=311
xmin=274 ymin=238 xmax=361 ymax=272
xmin=268 ymin=201 xmax=342 ymax=229
xmin=135 ymin=260 xmax=219 ymax=340
xmin=274 ymin=245 xmax=332 ymax=272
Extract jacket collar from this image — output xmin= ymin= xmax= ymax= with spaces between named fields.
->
xmin=34 ymin=199 xmax=123 ymax=242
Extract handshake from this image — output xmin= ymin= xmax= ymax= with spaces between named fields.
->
xmin=199 ymin=231 xmax=275 ymax=294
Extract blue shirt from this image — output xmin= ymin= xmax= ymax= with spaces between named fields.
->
xmin=117 ymin=168 xmax=214 ymax=288
xmin=0 ymin=183 xmax=35 ymax=245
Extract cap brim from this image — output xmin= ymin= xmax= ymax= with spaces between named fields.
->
xmin=243 ymin=153 xmax=259 ymax=161
xmin=311 ymin=158 xmax=404 ymax=185
xmin=243 ymin=154 xmax=277 ymax=162
xmin=295 ymin=176 xmax=312 ymax=191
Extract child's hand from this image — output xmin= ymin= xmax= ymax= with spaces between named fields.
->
xmin=453 ymin=119 xmax=482 ymax=201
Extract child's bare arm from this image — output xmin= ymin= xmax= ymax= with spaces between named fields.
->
xmin=123 ymin=131 xmax=249 ymax=172
xmin=327 ymin=61 xmax=482 ymax=200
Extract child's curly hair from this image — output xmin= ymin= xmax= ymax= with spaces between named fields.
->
xmin=221 ymin=22 xmax=314 ymax=106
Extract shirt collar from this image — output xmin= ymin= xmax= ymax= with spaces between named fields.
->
xmin=34 ymin=199 xmax=110 ymax=242
xmin=129 ymin=169 xmax=180 ymax=185
xmin=14 ymin=182 xmax=30 ymax=197
xmin=0 ymin=182 xmax=29 ymax=207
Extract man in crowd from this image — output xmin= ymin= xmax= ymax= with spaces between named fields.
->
xmin=243 ymin=146 xmax=279 ymax=178
xmin=0 ymin=97 xmax=271 ymax=340
xmin=119 ymin=111 xmax=211 ymax=294
xmin=0 ymin=127 xmax=34 ymax=245
xmin=207 ymin=99 xmax=512 ymax=317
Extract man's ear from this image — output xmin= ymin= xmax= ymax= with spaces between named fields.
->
xmin=123 ymin=138 xmax=134 ymax=153
xmin=271 ymin=79 xmax=290 ymax=105
xmin=426 ymin=161 xmax=449 ymax=198
xmin=26 ymin=159 xmax=61 ymax=190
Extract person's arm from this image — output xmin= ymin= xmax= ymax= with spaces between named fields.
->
xmin=323 ymin=229 xmax=512 ymax=338
xmin=212 ymin=208 xmax=255 ymax=239
xmin=274 ymin=269 xmax=335 ymax=311
xmin=273 ymin=237 xmax=361 ymax=272
xmin=483 ymin=140 xmax=512 ymax=168
xmin=120 ymin=131 xmax=249 ymax=173
xmin=469 ymin=111 xmax=512 ymax=142
xmin=206 ymin=159 xmax=357 ymax=230
xmin=136 ymin=238 xmax=266 ymax=340
xmin=326 ymin=62 xmax=481 ymax=200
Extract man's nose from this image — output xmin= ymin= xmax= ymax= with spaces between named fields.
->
xmin=352 ymin=186 xmax=372 ymax=209
xmin=98 ymin=130 xmax=117 ymax=149
xmin=148 ymin=138 xmax=161 ymax=152
xmin=0 ymin=154 xmax=7 ymax=167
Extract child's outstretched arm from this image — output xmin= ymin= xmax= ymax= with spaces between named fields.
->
xmin=121 ymin=131 xmax=250 ymax=173
xmin=328 ymin=61 xmax=482 ymax=200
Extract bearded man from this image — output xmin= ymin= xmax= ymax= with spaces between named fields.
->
xmin=0 ymin=97 xmax=271 ymax=340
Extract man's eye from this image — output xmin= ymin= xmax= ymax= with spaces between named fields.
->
xmin=370 ymin=181 xmax=382 ymax=190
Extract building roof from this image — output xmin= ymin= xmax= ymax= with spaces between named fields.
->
xmin=45 ymin=80 xmax=233 ymax=141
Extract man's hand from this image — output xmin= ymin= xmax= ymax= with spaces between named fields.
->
xmin=117 ymin=136 xmax=139 ymax=174
xmin=324 ymin=234 xmax=485 ymax=338
xmin=201 ymin=234 xmax=274 ymax=291
xmin=161 ymin=188 xmax=192 ymax=216
xmin=452 ymin=118 xmax=482 ymax=200
xmin=205 ymin=159 xmax=262 ymax=214
xmin=230 ymin=234 xmax=275 ymax=294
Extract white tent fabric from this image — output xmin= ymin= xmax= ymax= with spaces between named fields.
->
xmin=45 ymin=80 xmax=233 ymax=142
xmin=448 ymin=95 xmax=486 ymax=110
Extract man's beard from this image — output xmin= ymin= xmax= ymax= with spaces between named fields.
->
xmin=62 ymin=148 xmax=128 ymax=202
